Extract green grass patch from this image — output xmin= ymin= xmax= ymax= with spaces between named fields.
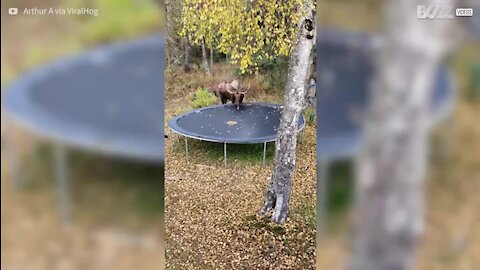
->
xmin=15 ymin=143 xmax=163 ymax=229
xmin=318 ymin=161 xmax=354 ymax=232
xmin=294 ymin=203 xmax=316 ymax=231
xmin=304 ymin=108 xmax=316 ymax=126
xmin=188 ymin=87 xmax=217 ymax=108
xmin=72 ymin=152 xmax=164 ymax=222
xmin=174 ymin=139 xmax=276 ymax=165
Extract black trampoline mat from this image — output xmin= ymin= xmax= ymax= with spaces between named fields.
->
xmin=169 ymin=103 xmax=305 ymax=143
xmin=4 ymin=36 xmax=165 ymax=162
xmin=32 ymin=42 xmax=164 ymax=138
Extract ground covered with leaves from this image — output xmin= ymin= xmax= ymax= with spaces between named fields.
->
xmin=1 ymin=144 xmax=165 ymax=270
xmin=165 ymin=66 xmax=317 ymax=269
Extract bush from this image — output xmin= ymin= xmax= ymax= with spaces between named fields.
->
xmin=188 ymin=88 xmax=218 ymax=108
xmin=258 ymin=56 xmax=290 ymax=92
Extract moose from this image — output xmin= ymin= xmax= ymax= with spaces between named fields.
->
xmin=212 ymin=80 xmax=247 ymax=105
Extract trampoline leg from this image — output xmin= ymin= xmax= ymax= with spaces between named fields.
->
xmin=184 ymin=137 xmax=189 ymax=162
xmin=6 ymin=119 xmax=20 ymax=189
xmin=317 ymin=158 xmax=329 ymax=238
xmin=262 ymin=142 xmax=267 ymax=166
xmin=224 ymin=143 xmax=227 ymax=168
xmin=53 ymin=143 xmax=71 ymax=226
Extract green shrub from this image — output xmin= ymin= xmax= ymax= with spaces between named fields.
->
xmin=188 ymin=88 xmax=217 ymax=108
xmin=258 ymin=56 xmax=289 ymax=92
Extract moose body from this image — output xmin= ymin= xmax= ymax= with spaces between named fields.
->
xmin=213 ymin=80 xmax=247 ymax=105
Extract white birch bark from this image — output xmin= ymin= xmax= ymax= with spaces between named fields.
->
xmin=350 ymin=0 xmax=458 ymax=269
xmin=201 ymin=38 xmax=212 ymax=75
xmin=260 ymin=0 xmax=315 ymax=224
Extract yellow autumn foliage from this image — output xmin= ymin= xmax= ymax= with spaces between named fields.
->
xmin=179 ymin=0 xmax=304 ymax=73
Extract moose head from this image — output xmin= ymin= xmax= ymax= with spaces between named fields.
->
xmin=214 ymin=80 xmax=248 ymax=106
xmin=226 ymin=80 xmax=247 ymax=105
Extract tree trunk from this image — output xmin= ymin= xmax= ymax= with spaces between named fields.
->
xmin=260 ymin=0 xmax=315 ymax=224
xmin=165 ymin=0 xmax=182 ymax=66
xmin=209 ymin=46 xmax=214 ymax=70
xmin=182 ymin=37 xmax=191 ymax=72
xmin=201 ymin=38 xmax=212 ymax=76
xmin=349 ymin=0 xmax=458 ymax=269
xmin=184 ymin=38 xmax=190 ymax=66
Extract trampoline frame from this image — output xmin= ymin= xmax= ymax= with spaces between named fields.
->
xmin=3 ymin=35 xmax=165 ymax=163
xmin=168 ymin=103 xmax=306 ymax=167
xmin=2 ymin=35 xmax=165 ymax=225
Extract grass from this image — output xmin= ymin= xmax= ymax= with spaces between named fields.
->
xmin=171 ymin=138 xmax=276 ymax=165
xmin=293 ymin=202 xmax=316 ymax=231
xmin=327 ymin=163 xmax=354 ymax=214
xmin=2 ymin=142 xmax=166 ymax=269
xmin=15 ymin=143 xmax=164 ymax=229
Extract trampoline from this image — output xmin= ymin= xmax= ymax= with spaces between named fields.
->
xmin=168 ymin=103 xmax=305 ymax=166
xmin=315 ymin=30 xmax=456 ymax=230
xmin=2 ymin=35 xmax=165 ymax=223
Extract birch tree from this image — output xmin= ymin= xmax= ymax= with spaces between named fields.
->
xmin=201 ymin=38 xmax=212 ymax=75
xmin=350 ymin=0 xmax=458 ymax=269
xmin=179 ymin=0 xmax=302 ymax=74
xmin=260 ymin=0 xmax=315 ymax=224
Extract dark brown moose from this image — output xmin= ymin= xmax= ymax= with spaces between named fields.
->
xmin=212 ymin=80 xmax=247 ymax=105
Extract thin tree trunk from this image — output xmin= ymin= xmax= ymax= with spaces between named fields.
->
xmin=184 ymin=38 xmax=190 ymax=66
xmin=209 ymin=46 xmax=214 ymax=70
xmin=349 ymin=0 xmax=457 ymax=269
xmin=182 ymin=37 xmax=192 ymax=73
xmin=201 ymin=38 xmax=212 ymax=75
xmin=165 ymin=0 xmax=174 ymax=65
xmin=260 ymin=0 xmax=315 ymax=224
xmin=165 ymin=0 xmax=182 ymax=66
